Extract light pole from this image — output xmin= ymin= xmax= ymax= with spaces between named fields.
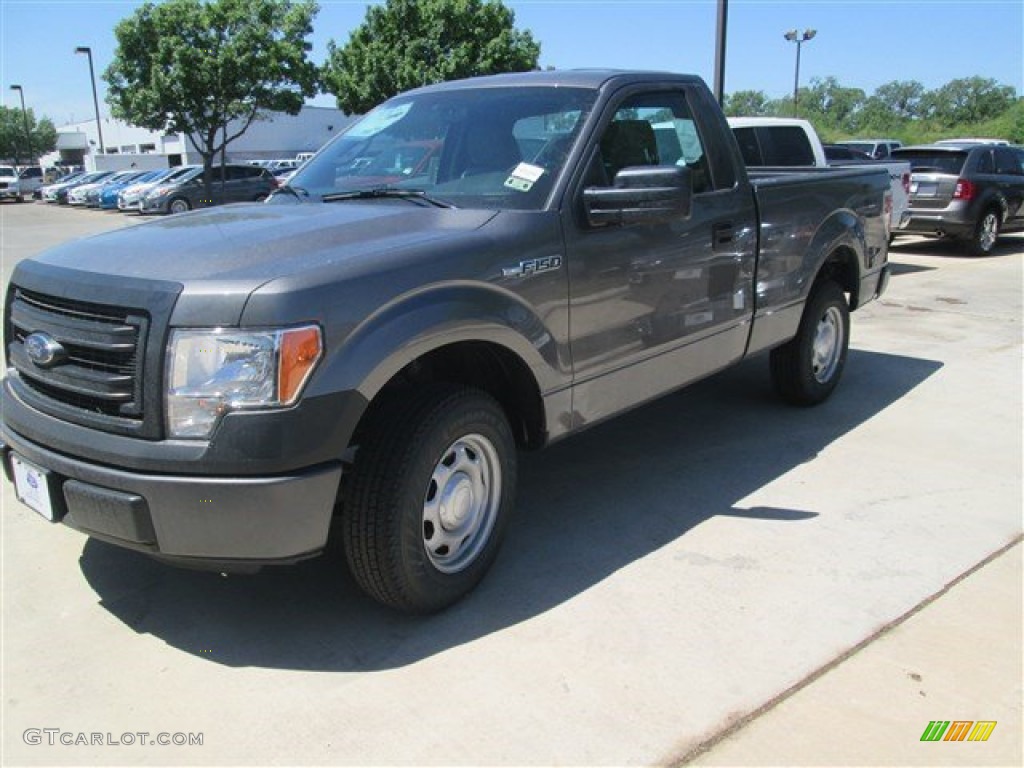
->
xmin=74 ymin=46 xmax=105 ymax=154
xmin=784 ymin=29 xmax=816 ymax=117
xmin=8 ymin=85 xmax=32 ymax=165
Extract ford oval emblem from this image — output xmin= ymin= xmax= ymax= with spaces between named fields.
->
xmin=24 ymin=332 xmax=66 ymax=368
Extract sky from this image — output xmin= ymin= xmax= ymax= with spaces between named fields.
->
xmin=1 ymin=0 xmax=1022 ymax=127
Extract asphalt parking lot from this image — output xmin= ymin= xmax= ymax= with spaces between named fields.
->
xmin=0 ymin=201 xmax=1021 ymax=765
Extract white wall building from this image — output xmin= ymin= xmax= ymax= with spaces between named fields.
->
xmin=45 ymin=105 xmax=352 ymax=171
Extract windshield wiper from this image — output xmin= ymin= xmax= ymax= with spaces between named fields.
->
xmin=269 ymin=185 xmax=310 ymax=201
xmin=321 ymin=187 xmax=455 ymax=209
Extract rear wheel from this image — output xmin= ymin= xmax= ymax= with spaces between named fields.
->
xmin=965 ymin=208 xmax=1000 ymax=256
xmin=770 ymin=279 xmax=850 ymax=406
xmin=168 ymin=197 xmax=191 ymax=214
xmin=340 ymin=385 xmax=516 ymax=613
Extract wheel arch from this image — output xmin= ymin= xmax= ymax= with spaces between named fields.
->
xmin=805 ymin=208 xmax=871 ymax=309
xmin=371 ymin=340 xmax=548 ymax=450
xmin=312 ymin=284 xmax=562 ymax=452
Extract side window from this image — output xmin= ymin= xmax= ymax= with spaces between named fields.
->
xmin=975 ymin=150 xmax=995 ymax=174
xmin=759 ymin=127 xmax=815 ymax=166
xmin=732 ymin=127 xmax=763 ymax=166
xmin=594 ymin=91 xmax=713 ymax=193
xmin=994 ymin=148 xmax=1022 ymax=175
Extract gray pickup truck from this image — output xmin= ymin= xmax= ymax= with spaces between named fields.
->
xmin=1 ymin=71 xmax=891 ymax=613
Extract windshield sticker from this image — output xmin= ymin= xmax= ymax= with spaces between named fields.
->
xmin=346 ymin=103 xmax=412 ymax=138
xmin=504 ymin=162 xmax=545 ymax=192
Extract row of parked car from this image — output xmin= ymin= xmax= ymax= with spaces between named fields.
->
xmin=30 ymin=164 xmax=280 ymax=214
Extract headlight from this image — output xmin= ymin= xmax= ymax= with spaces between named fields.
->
xmin=166 ymin=326 xmax=322 ymax=439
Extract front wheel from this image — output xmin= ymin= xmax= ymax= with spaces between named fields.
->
xmin=168 ymin=197 xmax=191 ymax=214
xmin=770 ymin=279 xmax=850 ymax=406
xmin=965 ymin=208 xmax=1000 ymax=256
xmin=340 ymin=385 xmax=517 ymax=613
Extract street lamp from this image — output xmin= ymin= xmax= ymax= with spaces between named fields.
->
xmin=784 ymin=28 xmax=816 ymax=117
xmin=74 ymin=46 xmax=105 ymax=154
xmin=8 ymin=85 xmax=32 ymax=165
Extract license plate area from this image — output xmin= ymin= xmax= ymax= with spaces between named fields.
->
xmin=912 ymin=181 xmax=937 ymax=198
xmin=11 ymin=454 xmax=61 ymax=522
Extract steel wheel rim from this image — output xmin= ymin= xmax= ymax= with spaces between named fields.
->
xmin=422 ymin=433 xmax=501 ymax=573
xmin=979 ymin=214 xmax=998 ymax=251
xmin=812 ymin=306 xmax=843 ymax=384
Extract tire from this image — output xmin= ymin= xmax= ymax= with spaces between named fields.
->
xmin=965 ymin=208 xmax=1000 ymax=257
xmin=168 ymin=197 xmax=191 ymax=214
xmin=341 ymin=385 xmax=517 ymax=613
xmin=770 ymin=279 xmax=850 ymax=406
xmin=254 ymin=194 xmax=268 ymax=202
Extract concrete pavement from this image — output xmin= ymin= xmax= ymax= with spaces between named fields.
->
xmin=686 ymin=539 xmax=1022 ymax=766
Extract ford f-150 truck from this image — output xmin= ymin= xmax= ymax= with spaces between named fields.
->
xmin=1 ymin=71 xmax=891 ymax=613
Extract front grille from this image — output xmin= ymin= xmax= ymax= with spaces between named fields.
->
xmin=8 ymin=288 xmax=148 ymax=421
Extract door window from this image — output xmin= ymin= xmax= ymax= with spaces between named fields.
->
xmin=594 ymin=92 xmax=713 ymax=193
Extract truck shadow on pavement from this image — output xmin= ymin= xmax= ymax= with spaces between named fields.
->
xmin=79 ymin=349 xmax=941 ymax=671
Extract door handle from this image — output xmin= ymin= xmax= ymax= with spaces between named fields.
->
xmin=712 ymin=222 xmax=734 ymax=248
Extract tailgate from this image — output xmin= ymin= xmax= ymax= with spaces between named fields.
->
xmin=909 ymin=173 xmax=958 ymax=209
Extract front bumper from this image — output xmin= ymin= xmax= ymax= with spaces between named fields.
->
xmin=0 ymin=187 xmax=21 ymax=200
xmin=0 ymin=424 xmax=343 ymax=567
xmin=138 ymin=195 xmax=171 ymax=214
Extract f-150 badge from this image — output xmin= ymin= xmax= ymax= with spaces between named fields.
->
xmin=502 ymin=255 xmax=563 ymax=278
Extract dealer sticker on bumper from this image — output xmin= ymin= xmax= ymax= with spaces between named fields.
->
xmin=11 ymin=454 xmax=55 ymax=521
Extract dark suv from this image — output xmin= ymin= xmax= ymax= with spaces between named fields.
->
xmin=139 ymin=164 xmax=277 ymax=214
xmin=891 ymin=143 xmax=1024 ymax=255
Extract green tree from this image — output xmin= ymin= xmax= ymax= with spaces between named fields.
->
xmin=0 ymin=107 xmax=57 ymax=165
xmin=104 ymin=0 xmax=319 ymax=195
xmin=723 ymin=90 xmax=773 ymax=117
xmin=797 ymin=76 xmax=865 ymax=130
xmin=322 ymin=0 xmax=540 ymax=115
xmin=920 ymin=77 xmax=1017 ymax=126
xmin=870 ymin=80 xmax=925 ymax=121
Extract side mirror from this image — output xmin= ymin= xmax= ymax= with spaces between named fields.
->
xmin=583 ymin=165 xmax=692 ymax=227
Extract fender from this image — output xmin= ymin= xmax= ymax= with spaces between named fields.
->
xmin=307 ymin=280 xmax=570 ymax=407
xmin=747 ymin=206 xmax=869 ymax=356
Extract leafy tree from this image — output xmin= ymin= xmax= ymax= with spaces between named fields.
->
xmin=797 ymin=77 xmax=865 ymax=130
xmin=968 ymin=97 xmax=1024 ymax=144
xmin=723 ymin=90 xmax=773 ymax=117
xmin=104 ymin=0 xmax=319 ymax=194
xmin=322 ymin=0 xmax=540 ymax=115
xmin=0 ymin=107 xmax=57 ymax=165
xmin=870 ymin=80 xmax=925 ymax=121
xmin=919 ymin=77 xmax=1017 ymax=125
xmin=728 ymin=75 xmax=1020 ymax=146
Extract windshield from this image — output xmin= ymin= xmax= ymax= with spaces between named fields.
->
xmin=891 ymin=150 xmax=967 ymax=175
xmin=288 ymin=86 xmax=596 ymax=211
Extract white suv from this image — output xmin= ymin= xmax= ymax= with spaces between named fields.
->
xmin=17 ymin=166 xmax=45 ymax=198
xmin=0 ymin=166 xmax=23 ymax=202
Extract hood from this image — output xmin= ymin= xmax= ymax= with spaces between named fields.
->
xmin=21 ymin=200 xmax=499 ymax=325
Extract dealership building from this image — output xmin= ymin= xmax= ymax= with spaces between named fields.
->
xmin=44 ymin=105 xmax=353 ymax=171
